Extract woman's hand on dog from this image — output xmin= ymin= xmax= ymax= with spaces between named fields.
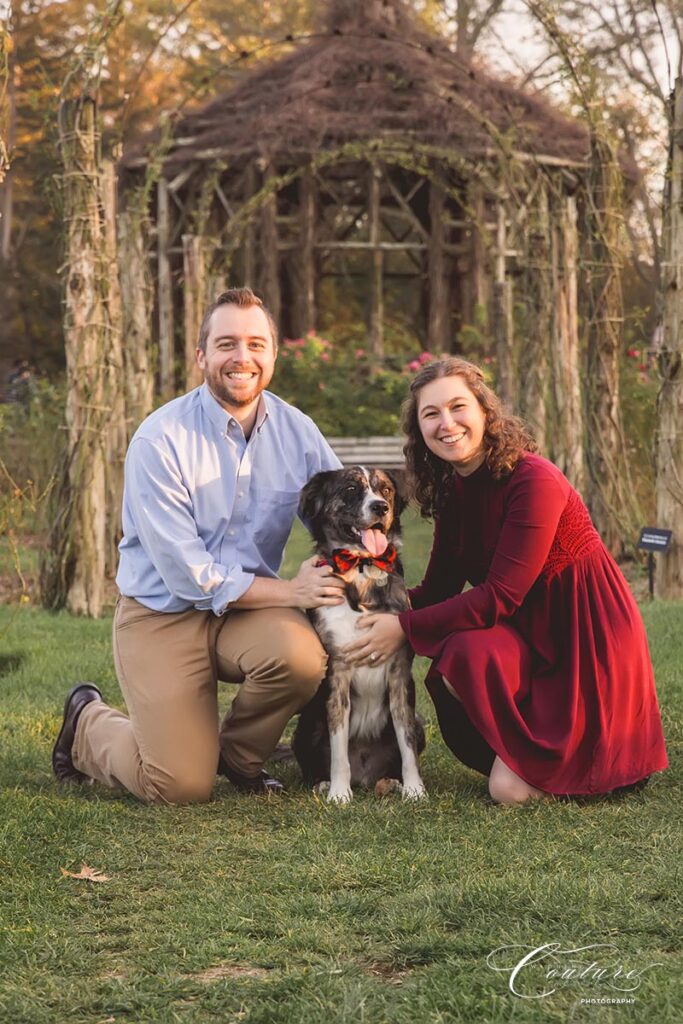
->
xmin=289 ymin=557 xmax=346 ymax=609
xmin=342 ymin=612 xmax=406 ymax=665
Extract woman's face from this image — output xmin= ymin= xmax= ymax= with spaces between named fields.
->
xmin=416 ymin=375 xmax=487 ymax=475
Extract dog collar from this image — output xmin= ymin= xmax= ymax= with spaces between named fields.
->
xmin=326 ymin=545 xmax=398 ymax=576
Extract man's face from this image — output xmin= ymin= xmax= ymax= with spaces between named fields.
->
xmin=196 ymin=303 xmax=276 ymax=411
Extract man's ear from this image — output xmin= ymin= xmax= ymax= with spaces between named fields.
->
xmin=299 ymin=471 xmax=334 ymax=524
xmin=196 ymin=347 xmax=206 ymax=370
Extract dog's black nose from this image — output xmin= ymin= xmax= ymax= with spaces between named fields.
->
xmin=370 ymin=500 xmax=389 ymax=516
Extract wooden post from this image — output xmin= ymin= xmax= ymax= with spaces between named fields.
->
xmin=519 ymin=181 xmax=549 ymax=451
xmin=298 ymin=169 xmax=316 ymax=334
xmin=46 ymin=96 xmax=107 ymax=616
xmin=585 ymin=135 xmax=626 ymax=553
xmin=369 ymin=163 xmax=384 ymax=360
xmin=243 ymin=162 xmax=256 ymax=288
xmin=260 ymin=161 xmax=281 ymax=325
xmin=550 ymin=194 xmax=584 ymax=493
xmin=428 ymin=181 xmax=448 ymax=351
xmin=469 ymin=183 xmax=488 ymax=326
xmin=492 ymin=201 xmax=514 ymax=408
xmin=656 ymin=77 xmax=683 ymax=597
xmin=182 ymin=233 xmax=205 ymax=391
xmin=118 ymin=194 xmax=153 ymax=434
xmin=157 ymin=177 xmax=175 ymax=400
xmin=101 ymin=159 xmax=127 ymax=578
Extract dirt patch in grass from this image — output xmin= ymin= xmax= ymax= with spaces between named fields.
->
xmin=191 ymin=964 xmax=272 ymax=983
xmin=363 ymin=961 xmax=413 ymax=985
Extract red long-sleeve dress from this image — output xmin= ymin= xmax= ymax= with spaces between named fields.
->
xmin=398 ymin=452 xmax=668 ymax=796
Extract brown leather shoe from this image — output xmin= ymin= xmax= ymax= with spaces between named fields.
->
xmin=52 ymin=683 xmax=102 ymax=783
xmin=217 ymin=754 xmax=285 ymax=795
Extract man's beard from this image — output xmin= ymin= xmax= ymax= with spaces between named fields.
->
xmin=205 ymin=367 xmax=264 ymax=409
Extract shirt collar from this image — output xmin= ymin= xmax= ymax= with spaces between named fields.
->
xmin=199 ymin=382 xmax=271 ymax=436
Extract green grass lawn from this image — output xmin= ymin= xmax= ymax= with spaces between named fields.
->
xmin=0 ymin=515 xmax=681 ymax=1023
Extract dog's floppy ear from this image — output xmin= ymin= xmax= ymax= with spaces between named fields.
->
xmin=299 ymin=471 xmax=335 ymax=524
xmin=385 ymin=470 xmax=407 ymax=517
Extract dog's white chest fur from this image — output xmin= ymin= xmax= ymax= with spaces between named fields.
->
xmin=316 ymin=602 xmax=389 ymax=739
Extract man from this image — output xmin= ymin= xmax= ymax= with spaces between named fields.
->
xmin=52 ymin=287 xmax=344 ymax=802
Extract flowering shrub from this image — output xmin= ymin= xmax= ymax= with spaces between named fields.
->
xmin=272 ymin=334 xmax=436 ymax=435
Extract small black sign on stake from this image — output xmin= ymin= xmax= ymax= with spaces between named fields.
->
xmin=637 ymin=527 xmax=673 ymax=599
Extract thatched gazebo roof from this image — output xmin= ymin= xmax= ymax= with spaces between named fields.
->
xmin=122 ymin=0 xmax=594 ymax=175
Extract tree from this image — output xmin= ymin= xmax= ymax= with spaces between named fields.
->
xmin=656 ymin=77 xmax=683 ymax=598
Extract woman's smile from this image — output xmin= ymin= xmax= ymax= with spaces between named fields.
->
xmin=418 ymin=376 xmax=487 ymax=475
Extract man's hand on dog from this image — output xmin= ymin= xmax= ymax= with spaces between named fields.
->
xmin=342 ymin=612 xmax=406 ymax=665
xmin=289 ymin=557 xmax=346 ymax=609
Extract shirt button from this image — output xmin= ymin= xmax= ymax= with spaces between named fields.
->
xmin=228 ymin=529 xmax=235 ymax=536
xmin=238 ymin=491 xmax=244 ymax=498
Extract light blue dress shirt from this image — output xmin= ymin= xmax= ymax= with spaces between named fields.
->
xmin=116 ymin=383 xmax=341 ymax=614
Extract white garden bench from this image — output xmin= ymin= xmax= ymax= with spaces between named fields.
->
xmin=327 ymin=436 xmax=406 ymax=470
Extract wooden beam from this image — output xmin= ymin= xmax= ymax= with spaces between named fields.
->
xmin=243 ymin=162 xmax=256 ymax=288
xmin=492 ymin=201 xmax=514 ymax=408
xmin=182 ymin=234 xmax=205 ymax=392
xmin=428 ymin=181 xmax=448 ymax=351
xmin=550 ymin=194 xmax=584 ymax=492
xmin=299 ymin=169 xmax=316 ymax=333
xmin=157 ymin=178 xmax=175 ymax=400
xmin=518 ymin=181 xmax=549 ymax=452
xmin=260 ymin=162 xmax=281 ymax=324
xmin=369 ymin=164 xmax=384 ymax=360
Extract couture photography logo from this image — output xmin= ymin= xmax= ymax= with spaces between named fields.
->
xmin=485 ymin=942 xmax=662 ymax=1001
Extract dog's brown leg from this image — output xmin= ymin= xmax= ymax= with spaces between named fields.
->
xmin=326 ymin=662 xmax=353 ymax=804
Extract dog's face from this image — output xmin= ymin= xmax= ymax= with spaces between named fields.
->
xmin=300 ymin=467 xmax=405 ymax=552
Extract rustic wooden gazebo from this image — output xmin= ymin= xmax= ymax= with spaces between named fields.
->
xmin=120 ymin=0 xmax=635 ymax=501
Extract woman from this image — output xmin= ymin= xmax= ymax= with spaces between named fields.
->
xmin=343 ymin=357 xmax=668 ymax=804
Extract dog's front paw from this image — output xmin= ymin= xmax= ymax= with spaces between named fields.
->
xmin=327 ymin=783 xmax=353 ymax=804
xmin=401 ymin=778 xmax=427 ymax=801
xmin=313 ymin=781 xmax=330 ymax=797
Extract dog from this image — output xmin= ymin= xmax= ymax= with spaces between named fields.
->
xmin=292 ymin=466 xmax=426 ymax=804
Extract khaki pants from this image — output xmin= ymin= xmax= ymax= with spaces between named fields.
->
xmin=71 ymin=596 xmax=327 ymax=804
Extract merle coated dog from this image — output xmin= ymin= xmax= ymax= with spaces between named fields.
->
xmin=292 ymin=467 xmax=426 ymax=804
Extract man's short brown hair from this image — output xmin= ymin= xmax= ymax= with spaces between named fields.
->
xmin=197 ymin=287 xmax=278 ymax=353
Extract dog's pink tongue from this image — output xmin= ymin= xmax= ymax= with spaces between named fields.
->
xmin=360 ymin=529 xmax=388 ymax=556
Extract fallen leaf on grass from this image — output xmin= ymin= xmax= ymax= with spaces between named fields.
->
xmin=60 ymin=863 xmax=111 ymax=883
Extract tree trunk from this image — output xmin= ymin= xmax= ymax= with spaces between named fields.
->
xmin=550 ymin=194 xmax=584 ymax=492
xmin=656 ymin=77 xmax=683 ymax=598
xmin=101 ymin=159 xmax=126 ymax=578
xmin=118 ymin=193 xmax=153 ymax=434
xmin=0 ymin=24 xmax=16 ymax=261
xmin=584 ymin=135 xmax=628 ymax=553
xmin=47 ymin=96 xmax=107 ymax=616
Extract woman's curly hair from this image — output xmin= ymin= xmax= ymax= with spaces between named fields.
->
xmin=402 ymin=357 xmax=538 ymax=518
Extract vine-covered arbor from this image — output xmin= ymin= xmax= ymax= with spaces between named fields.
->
xmin=120 ymin=0 xmax=634 ymax=501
